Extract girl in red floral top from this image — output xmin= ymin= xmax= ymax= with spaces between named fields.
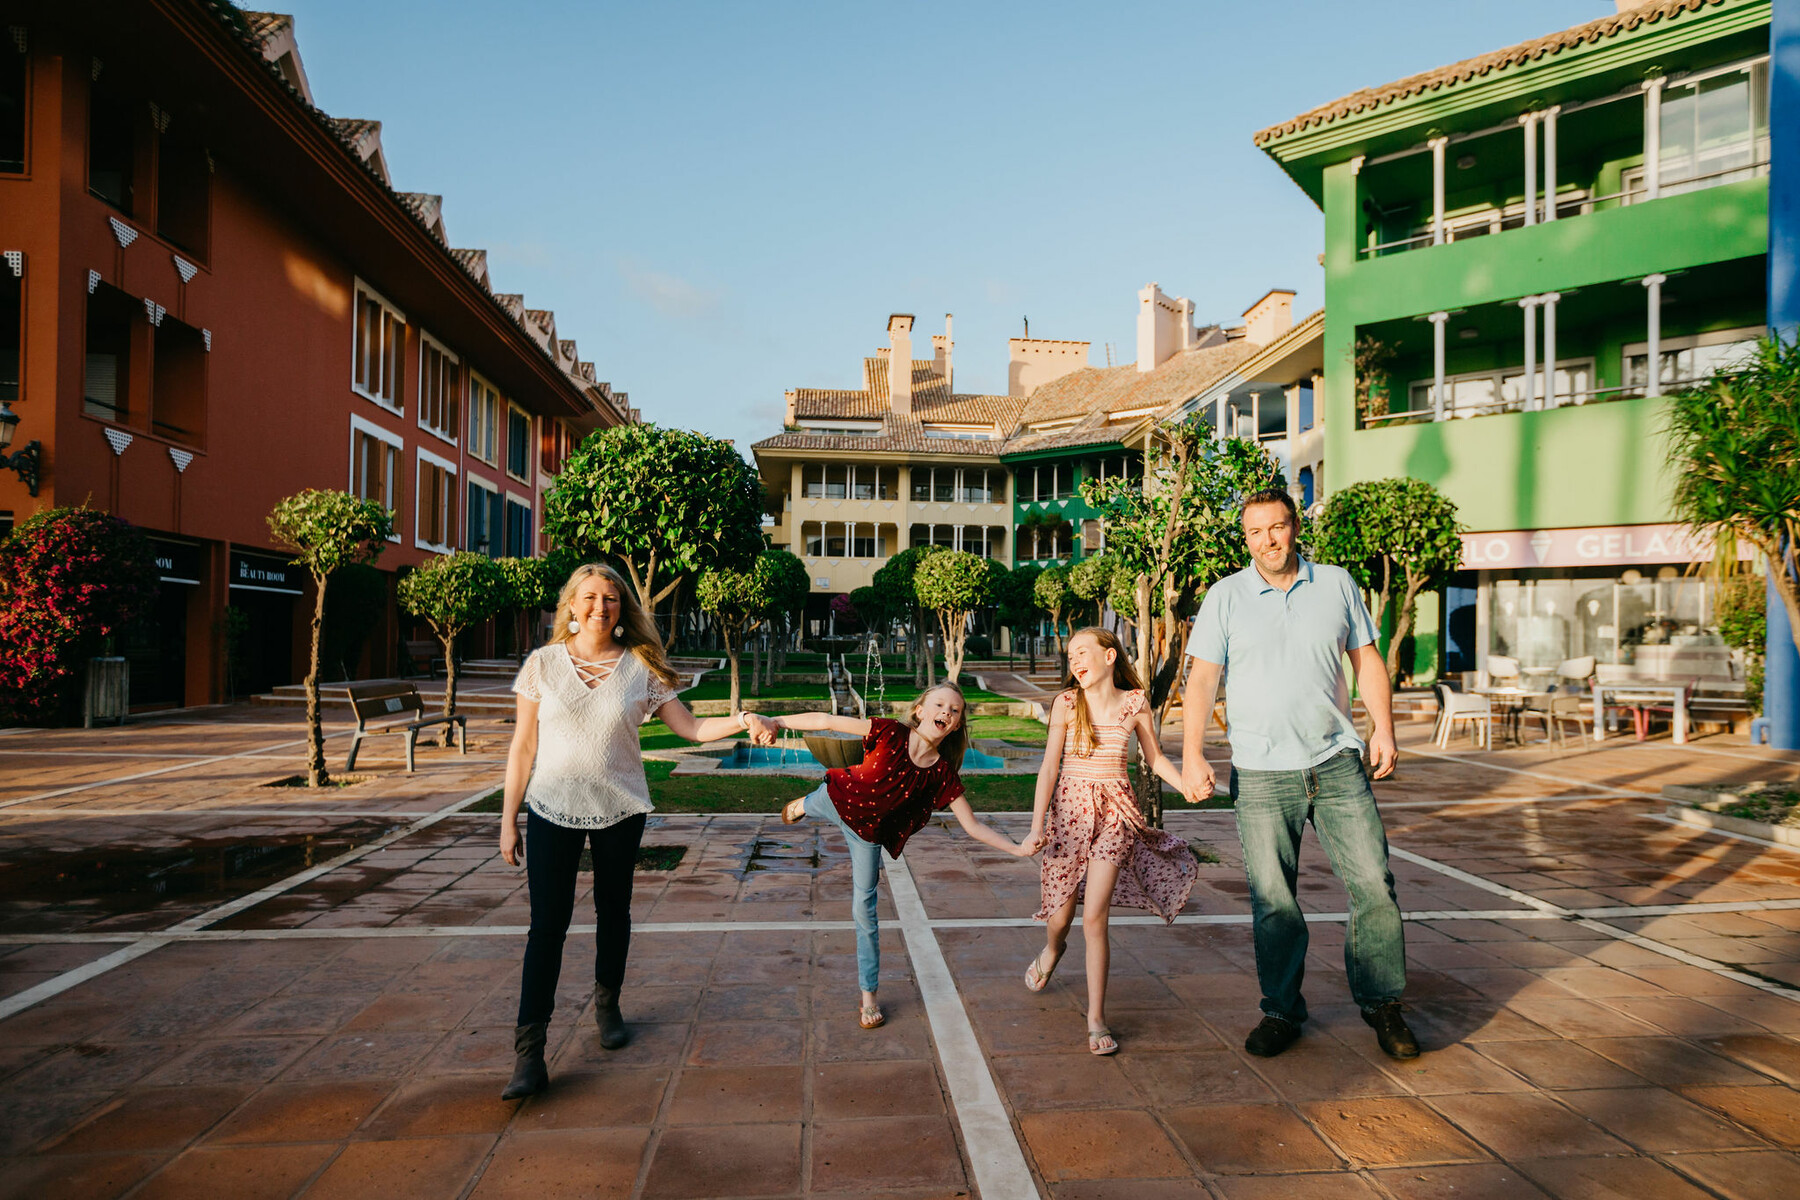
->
xmin=770 ymin=681 xmax=1034 ymax=1029
xmin=1023 ymin=627 xmax=1197 ymax=1055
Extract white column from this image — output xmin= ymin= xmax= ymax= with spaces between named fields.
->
xmin=1543 ymin=106 xmax=1560 ymax=221
xmin=1520 ymin=296 xmax=1540 ymax=410
xmin=1521 ymin=112 xmax=1539 ymax=226
xmin=1429 ymin=136 xmax=1449 ymax=245
xmin=1643 ymin=273 xmax=1667 ymax=396
xmin=1540 ymin=292 xmax=1560 ymax=407
xmin=1428 ymin=311 xmax=1450 ymax=420
xmin=1644 ymin=78 xmax=1665 ymax=200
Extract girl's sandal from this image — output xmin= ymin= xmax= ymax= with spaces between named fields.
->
xmin=1088 ymin=1027 xmax=1119 ymax=1056
xmin=858 ymin=1003 xmax=885 ymax=1030
xmin=1024 ymin=948 xmax=1060 ymax=993
xmin=781 ymin=797 xmax=807 ymax=824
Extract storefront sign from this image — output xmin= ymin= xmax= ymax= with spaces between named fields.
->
xmin=1458 ymin=523 xmax=1747 ymax=570
xmin=229 ymin=550 xmax=303 ymax=595
xmin=150 ymin=538 xmax=201 ymax=586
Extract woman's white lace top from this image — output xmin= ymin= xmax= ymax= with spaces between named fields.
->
xmin=512 ymin=643 xmax=679 ymax=829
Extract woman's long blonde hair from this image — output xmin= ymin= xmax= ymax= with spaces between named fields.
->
xmin=550 ymin=562 xmax=680 ymax=689
xmin=907 ymin=680 xmax=969 ymax=773
xmin=1063 ymin=626 xmax=1143 ymax=756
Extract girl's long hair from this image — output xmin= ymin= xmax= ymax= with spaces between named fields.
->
xmin=1063 ymin=625 xmax=1143 ymax=756
xmin=907 ymin=679 xmax=969 ymax=773
xmin=549 ymin=562 xmax=680 ymax=690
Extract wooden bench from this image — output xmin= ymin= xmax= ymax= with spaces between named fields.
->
xmin=399 ymin=639 xmax=443 ymax=679
xmin=345 ymin=682 xmax=467 ymax=773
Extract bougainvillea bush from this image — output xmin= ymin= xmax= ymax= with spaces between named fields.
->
xmin=0 ymin=507 xmax=159 ymax=723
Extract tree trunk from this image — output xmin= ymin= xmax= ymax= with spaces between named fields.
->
xmin=439 ymin=626 xmax=460 ymax=747
xmin=1386 ymin=571 xmax=1426 ymax=688
xmin=305 ymin=574 xmax=329 ymax=787
xmin=751 ymin=634 xmax=761 ymax=697
xmin=941 ymin=610 xmax=965 ymax=681
xmin=726 ymin=630 xmax=741 ymax=714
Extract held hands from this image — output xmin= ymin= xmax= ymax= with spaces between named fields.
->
xmin=743 ymin=713 xmax=781 ymax=746
xmin=1180 ymin=757 xmax=1217 ymax=805
xmin=1018 ymin=826 xmax=1049 ymax=857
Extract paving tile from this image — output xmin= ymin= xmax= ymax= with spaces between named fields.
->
xmin=1503 ymin=997 xmax=1662 ymax=1040
xmin=0 ymin=1152 xmax=166 ymax=1200
xmin=1301 ymin=1096 xmax=1491 ymax=1166
xmin=131 ymin=1143 xmax=336 ymax=1200
xmin=282 ymin=1030 xmax=444 ymax=1081
xmin=1113 ymin=1047 xmax=1276 ymax=1107
xmin=1371 ymin=1163 xmax=1552 ymax=1199
xmin=1558 ymin=1087 xmax=1770 ymax=1152
xmin=206 ymin=1081 xmax=393 ymax=1144
xmin=639 ymin=1124 xmax=801 ymax=1198
xmin=810 ymin=1114 xmax=968 ymax=1192
xmin=1428 ymin=1092 xmax=1629 ymax=1159
xmin=142 ymin=1036 xmax=314 ymax=1087
xmin=666 ymin=1065 xmax=803 ymax=1124
xmin=512 ymin=1069 xmax=670 ymax=1130
xmin=1250 ymin=1035 xmax=1407 ymax=1102
xmin=812 ymin=1060 xmax=946 ymax=1119
xmin=297 ymin=1134 xmax=493 ymax=1199
xmin=467 ymin=1127 xmax=648 ymax=1199
xmin=1161 ymin=1103 xmax=1342 ymax=1174
xmin=1020 ymin=1107 xmax=1189 ymax=1181
xmin=46 ymin=1085 xmax=253 ymax=1154
xmin=1700 ymin=1032 xmax=1800 ymax=1086
xmin=1666 ymin=1150 xmax=1800 ymax=1200
xmin=683 ymin=1019 xmax=805 ymax=1067
xmin=1583 ymin=1037 xmax=1766 ymax=1086
xmin=1679 ymin=1084 xmax=1800 ymax=1145
xmin=1211 ymin=1176 xmax=1382 ymax=1200
xmin=356 ymin=1075 xmax=521 ymax=1138
xmin=1474 ymin=1041 xmax=1649 ymax=1090
xmin=1517 ymin=1154 xmax=1735 ymax=1199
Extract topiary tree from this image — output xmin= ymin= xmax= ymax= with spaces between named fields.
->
xmin=872 ymin=545 xmax=942 ymax=686
xmin=1665 ymin=334 xmax=1800 ymax=669
xmin=697 ymin=550 xmax=785 ymax=713
xmin=541 ymin=424 xmax=764 ymax=647
xmin=1069 ymin=551 xmax=1112 ymax=626
xmin=269 ymin=490 xmax=395 ymax=785
xmin=397 ymin=551 xmax=509 ymax=744
xmin=1034 ymin=565 xmax=1073 ymax=658
xmin=0 ymin=506 xmax=159 ymax=725
xmin=991 ymin=561 xmax=1039 ymax=663
xmin=760 ymin=547 xmax=809 ymax=687
xmin=1312 ymin=477 xmax=1463 ymax=687
xmin=320 ymin=563 xmax=388 ymax=683
xmin=914 ymin=549 xmax=994 ymax=682
xmin=495 ymin=553 xmax=568 ymax=661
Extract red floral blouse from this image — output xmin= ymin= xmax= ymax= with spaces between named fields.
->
xmin=824 ymin=718 xmax=965 ymax=857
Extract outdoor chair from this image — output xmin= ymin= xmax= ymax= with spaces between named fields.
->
xmin=1520 ymin=694 xmax=1589 ymax=750
xmin=1435 ymin=688 xmax=1493 ymax=749
xmin=1486 ymin=655 xmax=1522 ymax=687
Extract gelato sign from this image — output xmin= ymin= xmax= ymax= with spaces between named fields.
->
xmin=1457 ymin=523 xmax=1741 ymax=570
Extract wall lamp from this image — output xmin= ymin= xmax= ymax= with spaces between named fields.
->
xmin=0 ymin=400 xmax=42 ymax=496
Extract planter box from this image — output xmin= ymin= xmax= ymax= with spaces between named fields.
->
xmin=1664 ymin=804 xmax=1800 ymax=848
xmin=84 ymin=657 xmax=129 ymax=728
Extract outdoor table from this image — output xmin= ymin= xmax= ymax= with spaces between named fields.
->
xmin=1471 ymin=687 xmax=1550 ymax=745
xmin=1592 ymin=680 xmax=1688 ymax=745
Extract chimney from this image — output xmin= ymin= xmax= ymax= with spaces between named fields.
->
xmin=1136 ymin=283 xmax=1187 ymax=372
xmin=887 ymin=314 xmax=915 ymax=414
xmin=1008 ymin=337 xmax=1091 ymax=397
xmin=784 ymin=389 xmax=797 ymax=427
xmin=1241 ymin=289 xmax=1296 ymax=346
xmin=930 ymin=313 xmax=954 ymax=393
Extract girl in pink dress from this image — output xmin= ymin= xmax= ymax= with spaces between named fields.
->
xmin=1023 ymin=627 xmax=1197 ymax=1054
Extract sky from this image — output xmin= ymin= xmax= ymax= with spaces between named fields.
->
xmin=274 ymin=0 xmax=1625 ymax=451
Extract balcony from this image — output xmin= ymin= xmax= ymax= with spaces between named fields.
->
xmin=1355 ymin=53 xmax=1769 ymax=261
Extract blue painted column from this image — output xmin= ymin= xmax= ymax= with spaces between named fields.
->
xmin=1767 ymin=0 xmax=1800 ymax=748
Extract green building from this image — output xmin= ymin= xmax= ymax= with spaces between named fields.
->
xmin=1257 ymin=0 xmax=1770 ymax=683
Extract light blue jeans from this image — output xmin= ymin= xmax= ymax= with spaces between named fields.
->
xmin=804 ymin=784 xmax=884 ymax=993
xmin=1230 ymin=748 xmax=1406 ymax=1023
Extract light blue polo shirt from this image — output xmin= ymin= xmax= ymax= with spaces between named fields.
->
xmin=1185 ymin=557 xmax=1378 ymax=772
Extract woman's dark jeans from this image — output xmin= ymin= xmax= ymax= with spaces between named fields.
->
xmin=516 ymin=808 xmax=646 ymax=1026
xmin=1230 ymin=748 xmax=1406 ymax=1023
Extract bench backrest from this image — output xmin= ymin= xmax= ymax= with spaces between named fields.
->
xmin=348 ymin=682 xmax=426 ymax=722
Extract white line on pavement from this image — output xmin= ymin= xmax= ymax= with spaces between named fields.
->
xmin=0 ymin=735 xmax=343 ymax=808
xmin=0 ymin=781 xmax=500 ymax=1023
xmin=886 ymin=852 xmax=1040 ymax=1200
xmin=1397 ymin=743 xmax=1659 ymax=798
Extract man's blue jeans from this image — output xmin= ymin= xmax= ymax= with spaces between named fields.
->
xmin=803 ymin=784 xmax=884 ymax=993
xmin=1230 ymin=748 xmax=1405 ymax=1022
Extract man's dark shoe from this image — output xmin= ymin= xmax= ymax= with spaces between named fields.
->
xmin=1243 ymin=1014 xmax=1302 ymax=1057
xmin=1363 ymin=1001 xmax=1420 ymax=1060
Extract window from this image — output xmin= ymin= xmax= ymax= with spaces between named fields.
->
xmin=150 ymin=317 xmax=206 ymax=446
xmin=84 ymin=283 xmax=135 ymax=421
xmin=352 ymin=281 xmax=405 ymax=411
xmin=506 ymin=404 xmax=531 ymax=480
xmin=155 ymin=124 xmax=209 ymax=256
xmin=958 ymin=469 xmax=994 ymax=503
xmin=1623 ymin=327 xmax=1761 ymax=395
xmin=1 ymin=36 xmax=25 ymax=174
xmin=1030 ymin=464 xmax=1074 ymax=502
xmin=1659 ymin=60 xmax=1771 ymax=194
xmin=350 ymin=416 xmax=401 ymax=527
xmin=466 ymin=476 xmax=501 ymax=555
xmin=467 ymin=373 xmax=499 ymax=464
xmin=910 ymin=524 xmax=997 ymax=556
xmin=1 ymin=269 xmax=18 ymax=403
xmin=88 ymin=81 xmax=137 ymax=212
xmin=540 ymin=419 xmax=575 ymax=476
xmin=1299 ymin=467 xmax=1315 ymax=509
xmin=505 ymin=497 xmax=533 ymax=557
xmin=417 ymin=334 xmax=459 ymax=442
xmin=416 ymin=450 xmax=457 ymax=550
xmin=1408 ymin=359 xmax=1596 ymax=416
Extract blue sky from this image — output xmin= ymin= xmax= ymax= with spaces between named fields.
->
xmin=276 ymin=0 xmax=1622 ymax=449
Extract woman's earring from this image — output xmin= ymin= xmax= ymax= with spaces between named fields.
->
xmin=568 ymin=620 xmax=580 ymax=634
xmin=614 ymin=624 xmax=625 ymax=639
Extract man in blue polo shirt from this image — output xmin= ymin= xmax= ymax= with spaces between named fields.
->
xmin=1180 ymin=488 xmax=1417 ymax=1061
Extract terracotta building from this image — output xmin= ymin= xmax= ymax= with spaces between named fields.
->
xmin=0 ymin=3 xmax=631 ymax=709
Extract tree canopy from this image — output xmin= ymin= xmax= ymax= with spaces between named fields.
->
xmin=872 ymin=545 xmax=943 ymax=684
xmin=698 ymin=549 xmax=789 ymax=711
xmin=913 ymin=549 xmax=993 ymax=680
xmin=1033 ymin=565 xmax=1073 ymax=654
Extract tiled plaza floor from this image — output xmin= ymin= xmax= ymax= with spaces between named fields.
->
xmin=0 ymin=706 xmax=1797 ymax=1198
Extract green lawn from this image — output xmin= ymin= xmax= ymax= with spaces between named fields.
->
xmin=965 ymin=715 xmax=1049 ymax=746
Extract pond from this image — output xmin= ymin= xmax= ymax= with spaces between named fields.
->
xmin=718 ymin=743 xmax=1009 ymax=771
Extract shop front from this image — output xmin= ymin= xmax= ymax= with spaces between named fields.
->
xmin=122 ymin=538 xmax=203 ymax=710
xmin=228 ymin=549 xmax=303 ymax=697
xmin=1444 ymin=523 xmax=1751 ymax=685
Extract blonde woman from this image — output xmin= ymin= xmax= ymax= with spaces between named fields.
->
xmin=499 ymin=562 xmax=775 ymax=1100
